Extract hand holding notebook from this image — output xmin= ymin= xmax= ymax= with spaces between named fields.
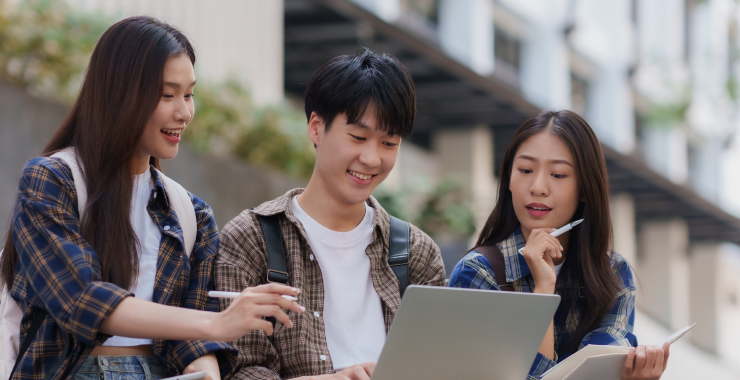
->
xmin=540 ymin=323 xmax=696 ymax=380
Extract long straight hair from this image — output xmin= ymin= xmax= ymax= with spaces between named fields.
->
xmin=476 ymin=110 xmax=621 ymax=355
xmin=2 ymin=16 xmax=196 ymax=291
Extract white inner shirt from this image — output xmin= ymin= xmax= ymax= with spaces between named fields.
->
xmin=103 ymin=170 xmax=161 ymax=347
xmin=554 ymin=259 xmax=566 ymax=276
xmin=291 ymin=196 xmax=386 ymax=371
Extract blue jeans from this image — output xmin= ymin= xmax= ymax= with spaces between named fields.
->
xmin=73 ymin=355 xmax=166 ymax=380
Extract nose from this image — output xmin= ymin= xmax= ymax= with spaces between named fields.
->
xmin=358 ymin=141 xmax=381 ymax=168
xmin=174 ymin=100 xmax=193 ymax=124
xmin=529 ymin=171 xmax=549 ymax=197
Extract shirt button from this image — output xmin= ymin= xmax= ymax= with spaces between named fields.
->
xmin=101 ymin=358 xmax=109 ymax=366
xmin=309 ymin=254 xmax=314 ymax=261
xmin=163 ymin=225 xmax=171 ymax=231
xmin=313 ymin=311 xmax=320 ymax=318
xmin=320 ymin=355 xmax=327 ymax=360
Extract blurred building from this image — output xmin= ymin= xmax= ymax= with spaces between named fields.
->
xmin=3 ymin=0 xmax=740 ymax=378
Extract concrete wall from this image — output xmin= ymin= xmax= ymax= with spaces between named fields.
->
xmin=0 ymin=81 xmax=304 ymax=233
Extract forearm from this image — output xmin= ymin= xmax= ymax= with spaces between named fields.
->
xmin=99 ymin=296 xmax=216 ymax=341
xmin=538 ymin=320 xmax=555 ymax=360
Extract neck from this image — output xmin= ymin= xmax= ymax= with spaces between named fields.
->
xmin=522 ymin=226 xmax=569 ymax=266
xmin=132 ymin=152 xmax=150 ymax=175
xmin=297 ymin=178 xmax=367 ymax=232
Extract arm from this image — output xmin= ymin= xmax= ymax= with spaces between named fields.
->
xmin=408 ymin=225 xmax=445 ymax=286
xmin=14 ymin=159 xmax=299 ymax=349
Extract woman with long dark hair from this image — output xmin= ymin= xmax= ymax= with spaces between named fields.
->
xmin=449 ymin=110 xmax=670 ymax=380
xmin=1 ymin=16 xmax=302 ymax=380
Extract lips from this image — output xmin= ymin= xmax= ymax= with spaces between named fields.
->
xmin=348 ymin=170 xmax=374 ymax=180
xmin=526 ymin=202 xmax=552 ymax=217
xmin=160 ymin=128 xmax=183 ymax=143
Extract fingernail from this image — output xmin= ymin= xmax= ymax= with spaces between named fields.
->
xmin=293 ymin=288 xmax=301 ymax=293
xmin=630 ymin=347 xmax=635 ymax=354
xmin=299 ymin=305 xmax=306 ymax=312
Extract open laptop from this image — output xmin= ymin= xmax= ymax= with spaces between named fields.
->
xmin=371 ymin=285 xmax=561 ymax=380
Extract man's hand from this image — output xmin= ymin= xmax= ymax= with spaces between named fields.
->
xmin=209 ymin=283 xmax=304 ymax=342
xmin=621 ymin=342 xmax=670 ymax=380
xmin=184 ymin=353 xmax=220 ymax=380
xmin=295 ymin=362 xmax=376 ymax=380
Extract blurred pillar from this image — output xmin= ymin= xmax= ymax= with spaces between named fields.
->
xmin=438 ymin=0 xmax=494 ymax=75
xmin=688 ymin=243 xmax=721 ymax=354
xmin=432 ymin=126 xmax=497 ymax=236
xmin=610 ymin=192 xmax=637 ymax=266
xmin=637 ymin=219 xmax=690 ymax=331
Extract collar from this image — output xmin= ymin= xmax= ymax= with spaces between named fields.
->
xmin=252 ymin=188 xmax=392 ymax=247
xmin=495 ymin=226 xmax=532 ymax=282
xmin=148 ymin=166 xmax=170 ymax=208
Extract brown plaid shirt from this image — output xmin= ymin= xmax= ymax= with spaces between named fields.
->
xmin=215 ymin=188 xmax=445 ymax=379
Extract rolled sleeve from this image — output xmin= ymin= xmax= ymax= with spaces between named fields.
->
xmin=528 ymin=352 xmax=557 ymax=380
xmin=448 ymin=252 xmax=500 ymax=291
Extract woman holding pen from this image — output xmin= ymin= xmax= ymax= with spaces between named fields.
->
xmin=1 ymin=16 xmax=301 ymax=380
xmin=449 ymin=110 xmax=670 ymax=380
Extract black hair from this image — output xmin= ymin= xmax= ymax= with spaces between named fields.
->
xmin=303 ymin=47 xmax=416 ymax=138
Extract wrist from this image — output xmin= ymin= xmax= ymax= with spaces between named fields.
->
xmin=198 ymin=310 xmax=219 ymax=341
xmin=533 ymin=282 xmax=556 ymax=294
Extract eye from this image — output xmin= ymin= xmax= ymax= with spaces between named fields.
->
xmin=350 ymin=134 xmax=366 ymax=141
xmin=552 ymin=173 xmax=567 ymax=179
xmin=163 ymin=94 xmax=174 ymax=99
xmin=383 ymin=141 xmax=398 ymax=147
xmin=185 ymin=93 xmax=194 ymax=99
xmin=518 ymin=168 xmax=533 ymax=174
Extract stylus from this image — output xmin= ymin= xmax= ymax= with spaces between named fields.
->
xmin=517 ymin=219 xmax=584 ymax=254
xmin=208 ymin=291 xmax=298 ymax=301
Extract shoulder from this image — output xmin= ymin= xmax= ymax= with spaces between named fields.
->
xmin=448 ymin=250 xmax=498 ymax=290
xmin=407 ymin=222 xmax=439 ymax=255
xmin=608 ymin=252 xmax=636 ymax=291
xmin=17 ymin=156 xmax=76 ymax=202
xmin=217 ymin=207 xmax=269 ymax=267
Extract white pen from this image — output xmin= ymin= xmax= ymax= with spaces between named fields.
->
xmin=518 ymin=219 xmax=584 ymax=254
xmin=208 ymin=291 xmax=298 ymax=301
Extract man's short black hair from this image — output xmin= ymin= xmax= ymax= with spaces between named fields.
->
xmin=304 ymin=47 xmax=416 ymax=138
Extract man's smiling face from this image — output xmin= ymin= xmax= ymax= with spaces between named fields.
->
xmin=308 ymin=104 xmax=402 ymax=207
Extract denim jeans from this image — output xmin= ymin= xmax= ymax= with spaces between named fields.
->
xmin=73 ymin=355 xmax=166 ymax=380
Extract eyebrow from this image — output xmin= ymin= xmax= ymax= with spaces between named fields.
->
xmin=516 ymin=155 xmax=574 ymax=168
xmin=163 ymin=80 xmax=197 ymax=89
xmin=349 ymin=122 xmax=371 ymax=131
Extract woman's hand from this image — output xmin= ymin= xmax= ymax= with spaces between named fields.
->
xmin=520 ymin=228 xmax=562 ymax=294
xmin=184 ymin=353 xmax=220 ymax=380
xmin=621 ymin=342 xmax=670 ymax=380
xmin=209 ymin=283 xmax=304 ymax=342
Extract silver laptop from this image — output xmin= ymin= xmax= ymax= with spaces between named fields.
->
xmin=371 ymin=285 xmax=561 ymax=380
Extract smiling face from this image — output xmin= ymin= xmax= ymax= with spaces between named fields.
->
xmin=135 ymin=53 xmax=196 ymax=173
xmin=308 ymin=104 xmax=401 ymax=206
xmin=509 ymin=131 xmax=581 ymax=239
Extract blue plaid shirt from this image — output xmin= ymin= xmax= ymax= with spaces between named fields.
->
xmin=9 ymin=156 xmax=236 ymax=379
xmin=448 ymin=227 xmax=638 ymax=380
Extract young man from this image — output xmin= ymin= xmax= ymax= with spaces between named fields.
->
xmin=215 ymin=49 xmax=445 ymax=380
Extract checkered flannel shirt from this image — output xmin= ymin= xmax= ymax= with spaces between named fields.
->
xmin=448 ymin=227 xmax=638 ymax=380
xmin=8 ymin=156 xmax=236 ymax=380
xmin=215 ymin=188 xmax=446 ymax=379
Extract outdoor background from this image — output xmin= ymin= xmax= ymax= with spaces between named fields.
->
xmin=0 ymin=0 xmax=739 ymax=378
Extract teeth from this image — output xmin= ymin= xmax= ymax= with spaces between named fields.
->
xmin=349 ymin=170 xmax=372 ymax=180
xmin=161 ymin=129 xmax=181 ymax=138
xmin=530 ymin=207 xmax=550 ymax=211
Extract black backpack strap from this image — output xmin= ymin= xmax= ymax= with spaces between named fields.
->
xmin=388 ymin=216 xmax=410 ymax=298
xmin=10 ymin=308 xmax=47 ymax=377
xmin=473 ymin=245 xmax=515 ymax=291
xmin=257 ymin=214 xmax=289 ymax=284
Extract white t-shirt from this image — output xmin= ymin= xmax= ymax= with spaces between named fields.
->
xmin=291 ymin=196 xmax=386 ymax=371
xmin=554 ymin=259 xmax=566 ymax=276
xmin=103 ymin=170 xmax=161 ymax=347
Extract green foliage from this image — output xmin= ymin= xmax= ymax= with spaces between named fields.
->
xmin=0 ymin=0 xmax=315 ymax=178
xmin=186 ymin=79 xmax=315 ymax=178
xmin=375 ymin=179 xmax=476 ymax=239
xmin=0 ymin=0 xmax=108 ymax=103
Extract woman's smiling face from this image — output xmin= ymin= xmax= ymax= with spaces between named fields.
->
xmin=509 ymin=131 xmax=581 ymax=239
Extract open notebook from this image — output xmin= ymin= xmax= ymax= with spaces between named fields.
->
xmin=540 ymin=323 xmax=696 ymax=380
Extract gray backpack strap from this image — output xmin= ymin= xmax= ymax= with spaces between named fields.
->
xmin=388 ymin=216 xmax=410 ymax=298
xmin=156 ymin=170 xmax=197 ymax=258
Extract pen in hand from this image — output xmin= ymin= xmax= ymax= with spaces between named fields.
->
xmin=517 ymin=219 xmax=584 ymax=254
xmin=208 ymin=291 xmax=298 ymax=301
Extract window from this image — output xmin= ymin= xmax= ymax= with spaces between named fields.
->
xmin=570 ymin=72 xmax=589 ymax=117
xmin=399 ymin=0 xmax=439 ymax=25
xmin=494 ymin=26 xmax=520 ymax=70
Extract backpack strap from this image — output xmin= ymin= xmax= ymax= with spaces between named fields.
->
xmin=8 ymin=309 xmax=46 ymax=378
xmin=51 ymin=148 xmax=87 ymax=217
xmin=156 ymin=169 xmax=197 ymax=258
xmin=388 ymin=216 xmax=410 ymax=298
xmin=473 ymin=245 xmax=515 ymax=291
xmin=257 ymin=214 xmax=289 ymax=284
